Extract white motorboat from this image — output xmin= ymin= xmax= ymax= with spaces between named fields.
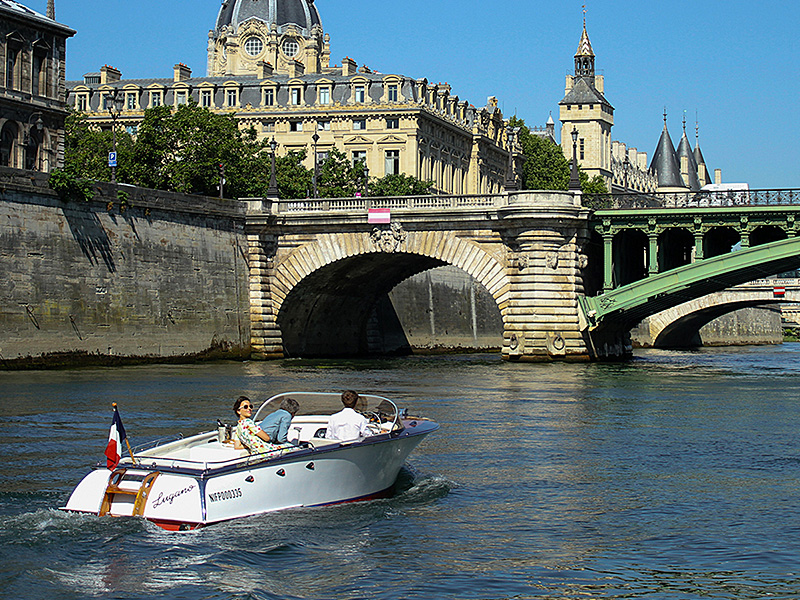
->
xmin=62 ymin=392 xmax=438 ymax=530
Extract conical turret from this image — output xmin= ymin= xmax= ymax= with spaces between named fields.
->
xmin=650 ymin=111 xmax=688 ymax=190
xmin=676 ymin=115 xmax=700 ymax=190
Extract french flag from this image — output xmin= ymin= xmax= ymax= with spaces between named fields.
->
xmin=368 ymin=208 xmax=391 ymax=224
xmin=104 ymin=404 xmax=128 ymax=470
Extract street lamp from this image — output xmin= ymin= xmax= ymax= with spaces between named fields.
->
xmin=23 ymin=112 xmax=44 ymax=171
xmin=266 ymin=137 xmax=279 ymax=199
xmin=105 ymin=90 xmax=124 ymax=183
xmin=311 ymin=131 xmax=320 ymax=198
xmin=504 ymin=126 xmax=520 ymax=191
xmin=623 ymin=154 xmax=630 ymax=193
xmin=568 ymin=126 xmax=581 ymax=191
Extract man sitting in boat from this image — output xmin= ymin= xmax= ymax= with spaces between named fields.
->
xmin=259 ymin=397 xmax=300 ymax=444
xmin=327 ymin=390 xmax=371 ymax=442
xmin=232 ymin=396 xmax=275 ymax=453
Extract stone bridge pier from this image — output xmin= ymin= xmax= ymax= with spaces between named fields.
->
xmin=245 ymin=191 xmax=607 ymax=361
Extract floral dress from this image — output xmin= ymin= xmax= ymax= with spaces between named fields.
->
xmin=235 ymin=418 xmax=276 ymax=454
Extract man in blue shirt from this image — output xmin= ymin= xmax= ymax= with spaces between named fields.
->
xmin=259 ymin=397 xmax=300 ymax=444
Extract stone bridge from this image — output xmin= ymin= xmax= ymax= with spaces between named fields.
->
xmin=636 ymin=279 xmax=800 ymax=347
xmin=245 ymin=191 xmax=594 ymax=361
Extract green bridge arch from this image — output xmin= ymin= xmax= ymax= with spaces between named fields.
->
xmin=579 ymin=237 xmax=800 ymax=334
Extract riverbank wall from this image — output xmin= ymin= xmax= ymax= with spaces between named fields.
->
xmin=0 ymin=168 xmax=250 ymax=368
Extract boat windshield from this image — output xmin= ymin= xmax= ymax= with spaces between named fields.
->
xmin=253 ymin=392 xmax=399 ymax=426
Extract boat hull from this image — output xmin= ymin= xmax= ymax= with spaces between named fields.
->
xmin=63 ymin=419 xmax=437 ymax=529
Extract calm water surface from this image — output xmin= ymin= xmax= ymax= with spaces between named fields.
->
xmin=2 ymin=345 xmax=800 ymax=599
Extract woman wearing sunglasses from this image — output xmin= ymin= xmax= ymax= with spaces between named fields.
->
xmin=232 ymin=396 xmax=274 ymax=454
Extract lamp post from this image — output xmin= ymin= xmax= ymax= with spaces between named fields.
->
xmin=623 ymin=154 xmax=630 ymax=193
xmin=504 ymin=126 xmax=520 ymax=191
xmin=23 ymin=112 xmax=44 ymax=171
xmin=266 ymin=137 xmax=279 ymax=199
xmin=568 ymin=126 xmax=581 ymax=191
xmin=311 ymin=131 xmax=320 ymax=198
xmin=105 ymin=90 xmax=124 ymax=183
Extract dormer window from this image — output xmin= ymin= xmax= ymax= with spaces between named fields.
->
xmin=290 ymin=87 xmax=302 ymax=105
xmin=226 ymin=88 xmax=238 ymax=107
xmin=354 ymin=85 xmax=365 ymax=103
xmin=319 ymin=87 xmax=331 ymax=105
xmin=76 ymin=94 xmax=88 ymax=112
xmin=201 ymin=89 xmax=213 ymax=107
xmin=150 ymin=90 xmax=163 ymax=107
xmin=387 ymin=84 xmax=398 ymax=102
xmin=263 ymin=88 xmax=275 ymax=106
xmin=176 ymin=91 xmax=188 ymax=105
xmin=126 ymin=92 xmax=137 ymax=110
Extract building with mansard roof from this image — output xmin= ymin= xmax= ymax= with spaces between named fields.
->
xmin=558 ymin=20 xmax=719 ymax=193
xmin=67 ymin=0 xmax=520 ymax=196
xmin=0 ymin=0 xmax=74 ymax=171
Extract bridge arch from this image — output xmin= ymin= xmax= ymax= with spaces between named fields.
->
xmin=271 ymin=229 xmax=510 ymax=357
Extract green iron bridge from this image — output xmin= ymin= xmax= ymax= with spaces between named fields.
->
xmin=579 ymin=189 xmax=800 ymax=343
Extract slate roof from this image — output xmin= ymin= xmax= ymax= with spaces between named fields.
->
xmin=215 ymin=0 xmax=322 ymax=35
xmin=0 ymin=0 xmax=74 ymax=33
xmin=676 ymin=130 xmax=701 ymax=190
xmin=650 ymin=122 xmax=687 ymax=189
xmin=558 ymin=76 xmax=612 ymax=110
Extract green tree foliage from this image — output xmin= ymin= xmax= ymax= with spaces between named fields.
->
xmin=59 ymin=105 xmax=438 ymax=200
xmin=508 ymin=115 xmax=608 ymax=196
xmin=370 ymin=173 xmax=435 ymax=197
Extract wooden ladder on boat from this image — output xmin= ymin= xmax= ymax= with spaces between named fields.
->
xmin=99 ymin=469 xmax=160 ymax=517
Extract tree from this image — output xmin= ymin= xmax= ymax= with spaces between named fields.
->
xmin=316 ymin=148 xmax=366 ymax=198
xmin=370 ymin=173 xmax=435 ymax=197
xmin=62 ymin=109 xmax=135 ymax=182
xmin=509 ymin=115 xmax=608 ymax=196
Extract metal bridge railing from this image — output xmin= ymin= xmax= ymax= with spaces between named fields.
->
xmin=585 ymin=189 xmax=800 ymax=210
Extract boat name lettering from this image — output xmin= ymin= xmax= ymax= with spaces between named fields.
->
xmin=152 ymin=484 xmax=195 ymax=509
xmin=208 ymin=488 xmax=242 ymax=503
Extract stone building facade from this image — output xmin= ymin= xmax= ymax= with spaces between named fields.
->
xmin=0 ymin=0 xmax=74 ymax=172
xmin=66 ymin=0 xmax=518 ymax=196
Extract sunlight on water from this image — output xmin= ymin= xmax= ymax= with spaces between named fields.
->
xmin=2 ymin=346 xmax=800 ymax=598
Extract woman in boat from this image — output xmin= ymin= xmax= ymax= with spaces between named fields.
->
xmin=232 ymin=396 xmax=275 ymax=454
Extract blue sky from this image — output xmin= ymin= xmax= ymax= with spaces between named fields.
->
xmin=33 ymin=0 xmax=800 ymax=189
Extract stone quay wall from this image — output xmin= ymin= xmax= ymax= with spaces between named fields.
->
xmin=0 ymin=168 xmax=250 ymax=367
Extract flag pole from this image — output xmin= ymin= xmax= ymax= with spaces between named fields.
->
xmin=113 ymin=402 xmax=138 ymax=466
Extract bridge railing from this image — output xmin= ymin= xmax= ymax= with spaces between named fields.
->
xmin=585 ymin=189 xmax=800 ymax=210
xmin=274 ymin=193 xmax=503 ymax=214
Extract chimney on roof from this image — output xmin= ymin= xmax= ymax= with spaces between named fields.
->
xmin=46 ymin=0 xmax=54 ymax=19
xmin=341 ymin=57 xmax=357 ymax=77
xmin=174 ymin=63 xmax=192 ymax=82
xmin=100 ymin=65 xmax=121 ymax=84
xmin=257 ymin=61 xmax=274 ymax=78
xmin=287 ymin=59 xmax=304 ymax=78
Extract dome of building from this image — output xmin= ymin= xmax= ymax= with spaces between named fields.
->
xmin=215 ymin=0 xmax=322 ymax=37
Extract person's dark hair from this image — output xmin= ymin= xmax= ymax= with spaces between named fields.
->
xmin=341 ymin=390 xmax=359 ymax=409
xmin=280 ymin=397 xmax=299 ymax=415
xmin=233 ymin=395 xmax=251 ymax=416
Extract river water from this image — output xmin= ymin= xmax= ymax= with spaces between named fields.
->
xmin=2 ymin=345 xmax=800 ymax=599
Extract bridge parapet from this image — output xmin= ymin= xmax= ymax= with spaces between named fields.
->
xmin=585 ymin=188 xmax=800 ymax=210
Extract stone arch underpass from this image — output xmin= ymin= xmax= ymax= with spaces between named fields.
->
xmin=637 ymin=283 xmax=800 ymax=347
xmin=264 ymin=229 xmax=510 ymax=357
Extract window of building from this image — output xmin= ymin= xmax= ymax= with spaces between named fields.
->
xmin=6 ymin=47 xmax=19 ymax=90
xmin=282 ymin=39 xmax=299 ymax=58
xmin=316 ymin=151 xmax=329 ymax=165
xmin=76 ymin=94 xmax=88 ymax=112
xmin=32 ymin=54 xmax=44 ymax=97
xmin=386 ymin=118 xmax=399 ymax=129
xmin=385 ymin=150 xmax=400 ymax=175
xmin=226 ymin=89 xmax=238 ymax=107
xmin=126 ymin=92 xmax=137 ymax=110
xmin=290 ymin=121 xmax=303 ymax=132
xmin=264 ymin=88 xmax=275 ymax=106
xmin=201 ymin=90 xmax=212 ymax=107
xmin=291 ymin=88 xmax=302 ymax=105
xmin=176 ymin=90 xmax=188 ymax=105
xmin=580 ymin=139 xmax=585 ymax=161
xmin=319 ymin=87 xmax=330 ymax=105
xmin=317 ymin=120 xmax=330 ymax=131
xmin=352 ymin=150 xmax=367 ymax=166
xmin=125 ymin=125 xmax=138 ymax=135
xmin=353 ymin=119 xmax=366 ymax=130
xmin=354 ymin=85 xmax=365 ymax=102
xmin=150 ymin=90 xmax=162 ymax=107
xmin=244 ymin=36 xmax=264 ymax=57
xmin=263 ymin=122 xmax=275 ymax=132
xmin=387 ymin=84 xmax=398 ymax=102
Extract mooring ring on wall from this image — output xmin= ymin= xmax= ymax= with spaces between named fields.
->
xmin=509 ymin=333 xmax=519 ymax=350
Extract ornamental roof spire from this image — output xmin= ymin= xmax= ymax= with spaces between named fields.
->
xmin=47 ymin=0 xmax=54 ymax=19
xmin=574 ymin=7 xmax=595 ymax=78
